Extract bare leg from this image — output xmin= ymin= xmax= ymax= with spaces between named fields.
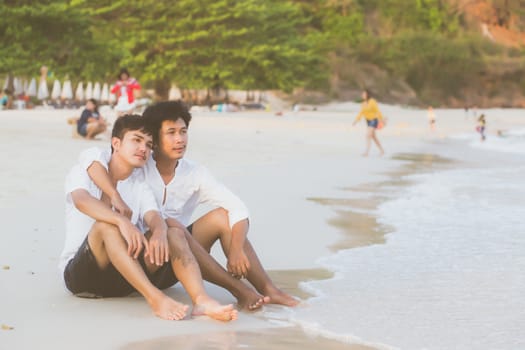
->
xmin=159 ymin=227 xmax=238 ymax=321
xmin=183 ymin=230 xmax=268 ymax=310
xmin=87 ymin=222 xmax=188 ymax=320
xmin=371 ymin=129 xmax=384 ymax=156
xmin=191 ymin=209 xmax=299 ymax=306
xmin=362 ymin=127 xmax=373 ymax=156
xmin=86 ymin=122 xmax=106 ymax=139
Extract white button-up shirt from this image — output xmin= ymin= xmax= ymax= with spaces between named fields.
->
xmin=79 ymin=147 xmax=250 ymax=228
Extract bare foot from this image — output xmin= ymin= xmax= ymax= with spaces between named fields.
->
xmin=264 ymin=286 xmax=299 ymax=307
xmin=361 ymin=152 xmax=369 ymax=157
xmin=236 ymin=289 xmax=270 ymax=311
xmin=149 ymin=294 xmax=189 ymax=320
xmin=192 ymin=296 xmax=238 ymax=322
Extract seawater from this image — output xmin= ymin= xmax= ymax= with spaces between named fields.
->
xmin=274 ymin=136 xmax=525 ymax=350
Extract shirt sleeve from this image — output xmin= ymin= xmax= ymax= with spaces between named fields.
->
xmin=64 ymin=165 xmax=92 ymax=195
xmin=354 ymin=103 xmax=365 ymax=123
xmin=78 ymin=147 xmax=111 ymax=171
xmin=78 ymin=109 xmax=90 ymax=125
xmin=110 ymin=82 xmax=120 ymax=94
xmin=196 ymin=166 xmax=250 ymax=228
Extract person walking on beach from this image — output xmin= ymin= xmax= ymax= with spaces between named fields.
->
xmin=476 ymin=114 xmax=486 ymax=141
xmin=82 ymin=101 xmax=299 ymax=309
xmin=352 ymin=89 xmax=385 ymax=156
xmin=111 ymin=68 xmax=141 ymax=117
xmin=427 ymin=106 xmax=436 ymax=132
xmin=77 ymin=98 xmax=107 ymax=139
xmin=60 ymin=114 xmax=238 ymax=321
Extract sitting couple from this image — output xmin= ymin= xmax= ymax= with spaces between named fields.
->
xmin=60 ymin=101 xmax=298 ymax=322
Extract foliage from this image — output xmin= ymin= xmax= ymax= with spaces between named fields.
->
xmin=0 ymin=0 xmax=119 ymax=80
xmin=0 ymin=0 xmax=523 ymax=105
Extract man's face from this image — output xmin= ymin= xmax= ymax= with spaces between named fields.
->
xmin=157 ymin=119 xmax=188 ymax=161
xmin=113 ymin=129 xmax=153 ymax=168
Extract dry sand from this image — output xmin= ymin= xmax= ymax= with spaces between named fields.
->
xmin=0 ymin=104 xmax=523 ymax=349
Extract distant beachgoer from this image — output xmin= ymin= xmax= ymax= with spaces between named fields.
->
xmin=1 ymin=89 xmax=11 ymax=109
xmin=472 ymin=105 xmax=478 ymax=120
xmin=352 ymin=89 xmax=385 ymax=156
xmin=111 ymin=68 xmax=141 ymax=117
xmin=476 ymin=114 xmax=486 ymax=141
xmin=77 ymin=98 xmax=107 ymax=139
xmin=427 ymin=106 xmax=436 ymax=131
xmin=497 ymin=129 xmax=509 ymax=138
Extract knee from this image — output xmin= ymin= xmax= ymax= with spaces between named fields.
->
xmin=91 ymin=221 xmax=120 ymax=239
xmin=167 ymin=226 xmax=185 ymax=241
xmin=167 ymin=227 xmax=192 ymax=258
xmin=208 ymin=208 xmax=230 ymax=230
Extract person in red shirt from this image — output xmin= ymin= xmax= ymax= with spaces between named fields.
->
xmin=111 ymin=68 xmax=141 ymax=117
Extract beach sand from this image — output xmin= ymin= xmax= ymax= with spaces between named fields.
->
xmin=1 ymin=105 xmax=523 ymax=349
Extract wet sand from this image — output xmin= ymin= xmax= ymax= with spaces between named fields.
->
xmin=121 ymin=327 xmax=377 ymax=350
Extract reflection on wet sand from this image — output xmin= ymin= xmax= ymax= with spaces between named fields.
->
xmin=121 ymin=327 xmax=376 ymax=350
xmin=311 ymin=153 xmax=457 ymax=252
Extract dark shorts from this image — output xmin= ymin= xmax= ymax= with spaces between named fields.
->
xmin=366 ymin=118 xmax=379 ymax=128
xmin=64 ymin=237 xmax=178 ymax=298
xmin=77 ymin=123 xmax=88 ymax=137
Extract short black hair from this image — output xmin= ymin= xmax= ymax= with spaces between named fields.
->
xmin=142 ymin=101 xmax=192 ymax=146
xmin=118 ymin=68 xmax=130 ymax=80
xmin=111 ymin=114 xmax=150 ymax=152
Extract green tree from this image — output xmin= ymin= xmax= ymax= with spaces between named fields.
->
xmin=0 ymin=0 xmax=119 ymax=80
xmin=89 ymin=0 xmax=321 ymax=98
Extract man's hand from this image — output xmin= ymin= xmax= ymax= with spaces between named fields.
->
xmin=111 ymin=193 xmax=132 ymax=219
xmin=227 ymin=248 xmax=250 ymax=279
xmin=147 ymin=232 xmax=170 ymax=266
xmin=117 ymin=217 xmax=148 ymax=259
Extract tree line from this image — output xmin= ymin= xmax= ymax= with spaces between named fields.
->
xmin=1 ymin=0 xmax=524 ymax=105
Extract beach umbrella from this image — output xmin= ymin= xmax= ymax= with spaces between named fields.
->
xmin=75 ymin=82 xmax=84 ymax=101
xmin=37 ymin=79 xmax=49 ymax=100
xmin=92 ymin=82 xmax=101 ymax=101
xmin=3 ymin=77 xmax=8 ymax=90
xmin=61 ymin=80 xmax=73 ymax=100
xmin=51 ymin=79 xmax=61 ymax=100
xmin=109 ymin=87 xmax=116 ymax=103
xmin=23 ymin=80 xmax=28 ymax=94
xmin=169 ymin=85 xmax=181 ymax=100
xmin=27 ymin=78 xmax=37 ymax=97
xmin=85 ymin=82 xmax=93 ymax=100
xmin=13 ymin=77 xmax=24 ymax=95
xmin=101 ymin=83 xmax=109 ymax=103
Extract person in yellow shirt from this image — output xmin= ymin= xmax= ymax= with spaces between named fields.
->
xmin=352 ymin=89 xmax=385 ymax=156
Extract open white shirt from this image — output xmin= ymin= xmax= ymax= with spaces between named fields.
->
xmin=59 ymin=158 xmax=158 ymax=272
xmin=79 ymin=147 xmax=250 ymax=228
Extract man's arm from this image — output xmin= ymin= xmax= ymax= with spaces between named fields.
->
xmin=86 ymin=162 xmax=133 ymax=218
xmin=197 ymin=166 xmax=251 ymax=277
xmin=71 ymin=189 xmax=147 ymax=259
xmin=227 ymin=219 xmax=250 ymax=278
xmin=143 ymin=210 xmax=169 ymax=266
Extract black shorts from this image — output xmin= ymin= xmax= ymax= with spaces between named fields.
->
xmin=77 ymin=123 xmax=88 ymax=137
xmin=64 ymin=237 xmax=178 ymax=298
